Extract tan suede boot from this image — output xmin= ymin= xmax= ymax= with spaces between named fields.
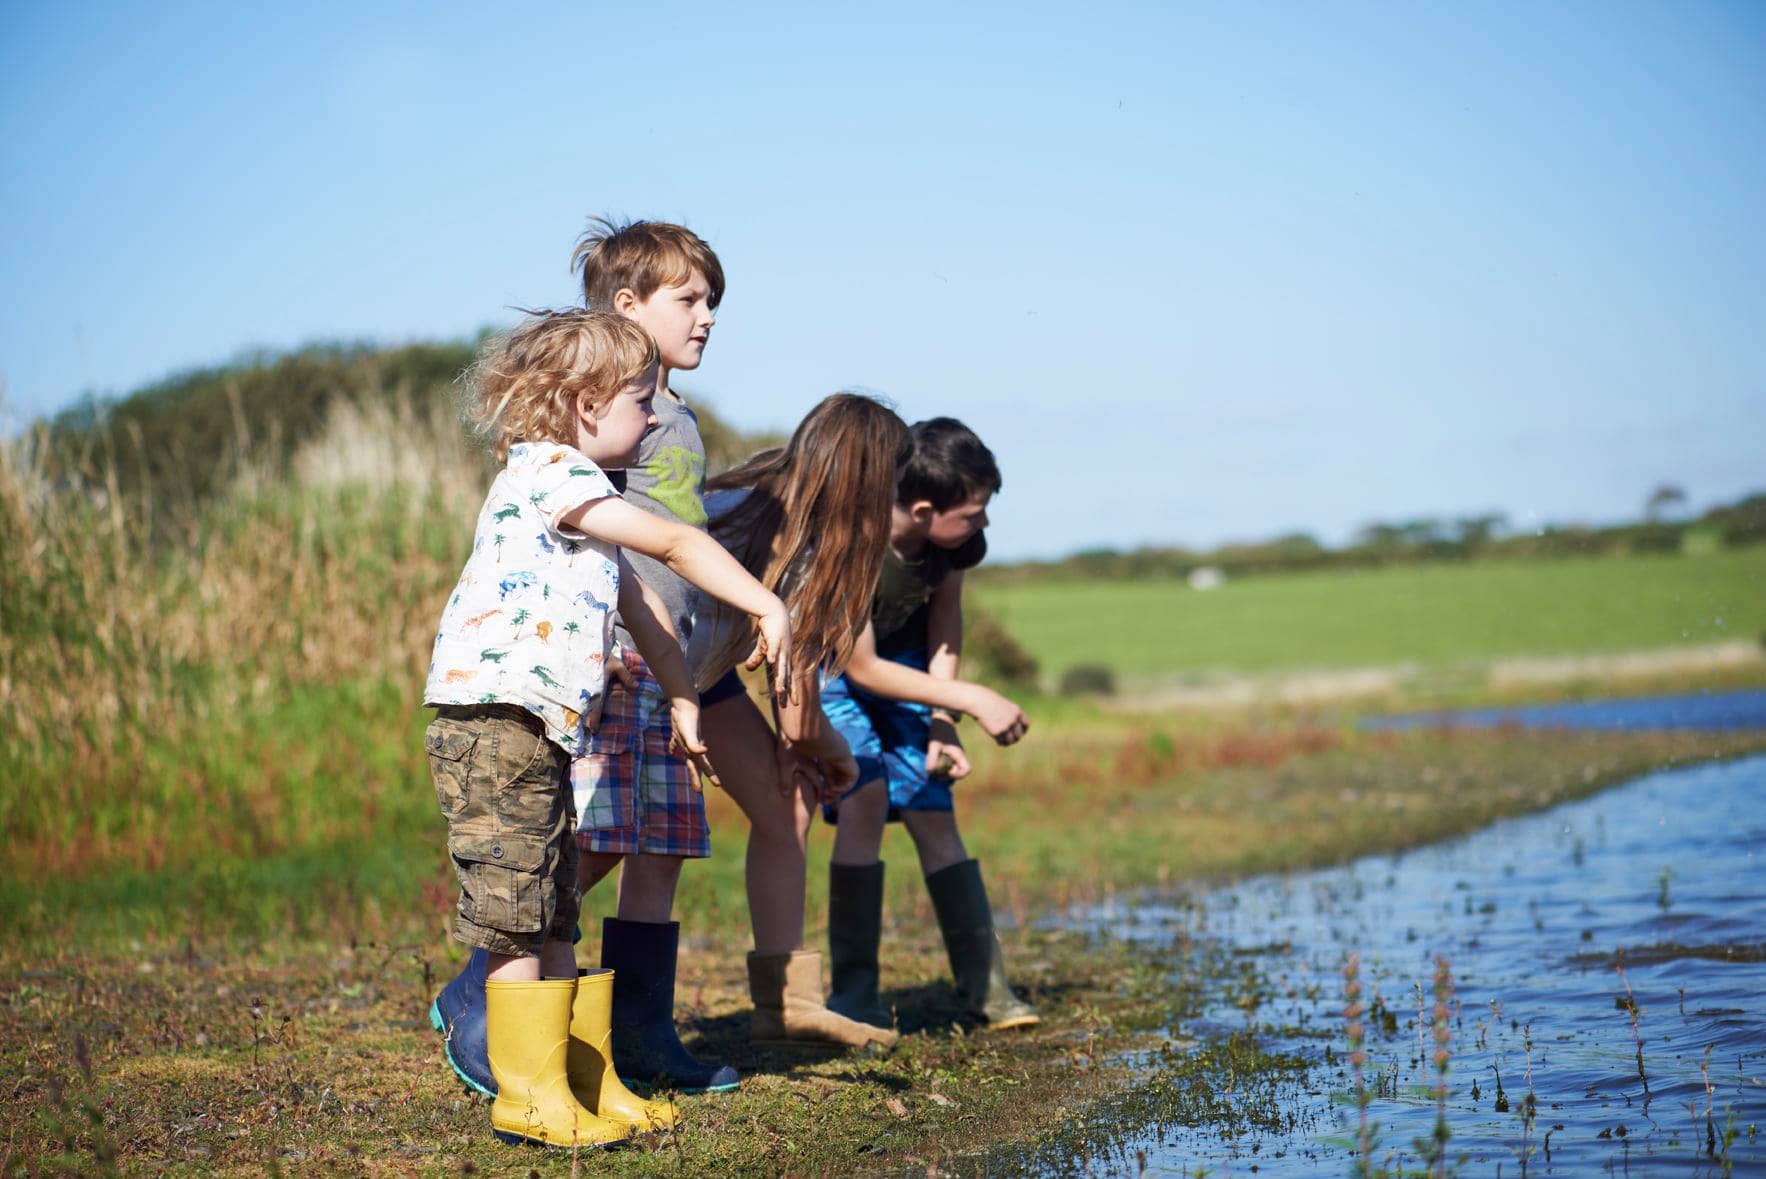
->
xmin=747 ymin=949 xmax=899 ymax=1050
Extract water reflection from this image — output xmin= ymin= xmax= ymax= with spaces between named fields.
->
xmin=1078 ymin=753 xmax=1766 ymax=1176
xmin=1365 ymin=688 xmax=1766 ymax=733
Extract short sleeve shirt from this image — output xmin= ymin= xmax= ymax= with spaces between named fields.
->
xmin=612 ymin=388 xmax=706 ymax=651
xmin=424 ymin=441 xmax=621 ymax=756
xmin=871 ymin=532 xmax=987 ymax=657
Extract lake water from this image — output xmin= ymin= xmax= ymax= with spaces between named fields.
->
xmin=1078 ymin=750 xmax=1766 ymax=1176
xmin=1365 ymin=688 xmax=1766 ymax=733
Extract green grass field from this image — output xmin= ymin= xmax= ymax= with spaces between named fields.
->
xmin=974 ymin=548 xmax=1766 ymax=681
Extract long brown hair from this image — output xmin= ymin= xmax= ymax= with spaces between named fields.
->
xmin=708 ymin=393 xmax=909 ymax=679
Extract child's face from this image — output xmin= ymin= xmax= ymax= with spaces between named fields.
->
xmin=620 ymin=270 xmax=716 ymax=373
xmin=578 ymin=366 xmax=659 ymax=468
xmin=924 ymin=493 xmax=991 ymax=550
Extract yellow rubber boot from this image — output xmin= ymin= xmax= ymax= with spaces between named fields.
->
xmin=569 ymin=969 xmax=679 ymax=1131
xmin=485 ymin=979 xmax=634 ymax=1149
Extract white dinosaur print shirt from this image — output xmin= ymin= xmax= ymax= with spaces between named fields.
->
xmin=424 ymin=441 xmax=621 ymax=756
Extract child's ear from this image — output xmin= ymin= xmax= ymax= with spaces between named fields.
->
xmin=575 ymin=391 xmax=600 ymax=432
xmin=907 ymin=500 xmax=937 ymax=525
xmin=611 ymin=288 xmax=640 ymax=316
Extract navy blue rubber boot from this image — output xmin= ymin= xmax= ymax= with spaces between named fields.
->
xmin=602 ymin=918 xmax=740 ymax=1094
xmin=429 ymin=947 xmax=495 ymax=1097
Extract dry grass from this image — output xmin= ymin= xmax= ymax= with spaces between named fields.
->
xmin=1 ymin=390 xmax=482 ymax=880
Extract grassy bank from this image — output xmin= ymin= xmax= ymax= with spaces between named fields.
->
xmin=8 ymin=392 xmax=1766 ymax=1173
xmin=6 ymin=702 xmax=1764 ymax=1175
xmin=973 ymin=548 xmax=1766 ymax=683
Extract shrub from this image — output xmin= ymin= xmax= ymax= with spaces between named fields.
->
xmin=965 ymin=608 xmax=1040 ymax=688
xmin=1058 ymin=663 xmax=1116 ymax=696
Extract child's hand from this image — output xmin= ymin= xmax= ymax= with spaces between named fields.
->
xmin=775 ymin=734 xmax=858 ymax=805
xmin=927 ymin=716 xmax=972 ymax=780
xmin=577 ymin=654 xmax=637 ymax=735
xmin=774 ymin=742 xmax=823 ymax=801
xmin=816 ymin=748 xmax=860 ymax=805
xmin=745 ymin=605 xmax=793 ymax=706
xmin=668 ymin=698 xmax=719 ymax=791
xmin=968 ymin=687 xmax=1029 ymax=747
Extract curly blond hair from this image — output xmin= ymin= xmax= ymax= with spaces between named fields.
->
xmin=466 ymin=309 xmax=657 ymax=460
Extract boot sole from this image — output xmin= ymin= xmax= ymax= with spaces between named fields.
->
xmin=491 ymin=1129 xmax=629 ymax=1150
xmin=983 ymin=1013 xmax=1042 ymax=1031
xmin=626 ymin=1076 xmax=741 ymax=1095
xmin=430 ymin=999 xmax=497 ymax=1098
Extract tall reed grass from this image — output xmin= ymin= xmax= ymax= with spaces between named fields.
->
xmin=1 ymin=386 xmax=486 ymax=883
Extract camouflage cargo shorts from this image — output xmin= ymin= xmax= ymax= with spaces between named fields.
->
xmin=426 ymin=704 xmax=580 ymax=956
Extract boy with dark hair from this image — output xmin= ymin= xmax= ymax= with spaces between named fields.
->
xmin=819 ymin=417 xmax=1041 ymax=1031
xmin=431 ymin=218 xmax=745 ymax=1096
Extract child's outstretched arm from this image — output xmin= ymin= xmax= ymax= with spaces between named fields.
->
xmin=615 ymin=555 xmax=718 ymax=789
xmin=843 ymin=573 xmax=1029 ymax=749
xmin=772 ymin=670 xmax=859 ymax=805
xmin=562 ymin=497 xmax=793 ymax=702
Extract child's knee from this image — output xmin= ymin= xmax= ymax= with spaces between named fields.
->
xmin=620 ymin=852 xmax=685 ymax=891
xmin=839 ymin=778 xmax=890 ymax=827
xmin=749 ymin=797 xmax=811 ymax=847
xmin=904 ymin=809 xmax=966 ymax=864
xmin=579 ymin=849 xmax=624 ymax=888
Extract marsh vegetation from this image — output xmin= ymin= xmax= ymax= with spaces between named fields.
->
xmin=4 ymin=349 xmax=1764 ymax=1174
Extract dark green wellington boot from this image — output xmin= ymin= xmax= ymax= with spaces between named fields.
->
xmin=826 ymin=861 xmax=893 ymax=1028
xmin=924 ymin=859 xmax=1041 ymax=1029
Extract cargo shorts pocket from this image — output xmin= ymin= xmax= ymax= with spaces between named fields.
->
xmin=450 ymin=831 xmax=550 ymax=935
xmin=489 ymin=721 xmax=567 ymax=833
xmin=426 ymin=719 xmax=479 ymax=818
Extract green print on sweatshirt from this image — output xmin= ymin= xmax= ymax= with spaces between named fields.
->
xmin=643 ymin=446 xmax=707 ymax=525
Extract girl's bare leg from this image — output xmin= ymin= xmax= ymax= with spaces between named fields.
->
xmin=701 ymin=691 xmax=815 ymax=956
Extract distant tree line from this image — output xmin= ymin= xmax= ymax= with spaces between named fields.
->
xmin=28 ymin=339 xmax=780 ymax=524
xmin=978 ymin=495 xmax=1766 ymax=586
xmin=27 ymin=342 xmax=1761 ymax=586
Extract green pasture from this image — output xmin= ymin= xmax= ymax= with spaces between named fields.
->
xmin=974 ymin=548 xmax=1766 ymax=681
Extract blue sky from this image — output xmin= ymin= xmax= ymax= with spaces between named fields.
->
xmin=2 ymin=1 xmax=1761 ymax=560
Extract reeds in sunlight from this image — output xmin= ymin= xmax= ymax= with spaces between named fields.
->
xmin=1 ymin=384 xmax=483 ymax=878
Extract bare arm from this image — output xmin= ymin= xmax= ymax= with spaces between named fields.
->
xmin=925 ymin=570 xmax=966 ymax=686
xmin=844 ymin=620 xmax=977 ymax=713
xmin=845 ymin=574 xmax=1029 ymax=746
xmin=614 ymin=556 xmax=718 ymax=787
xmin=771 ymin=668 xmax=859 ymax=803
xmin=561 ymin=496 xmax=792 ymax=701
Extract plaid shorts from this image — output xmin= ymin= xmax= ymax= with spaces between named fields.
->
xmin=572 ymin=648 xmax=711 ymax=858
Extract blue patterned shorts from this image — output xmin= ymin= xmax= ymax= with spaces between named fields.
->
xmin=820 ymin=648 xmax=953 ymax=824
